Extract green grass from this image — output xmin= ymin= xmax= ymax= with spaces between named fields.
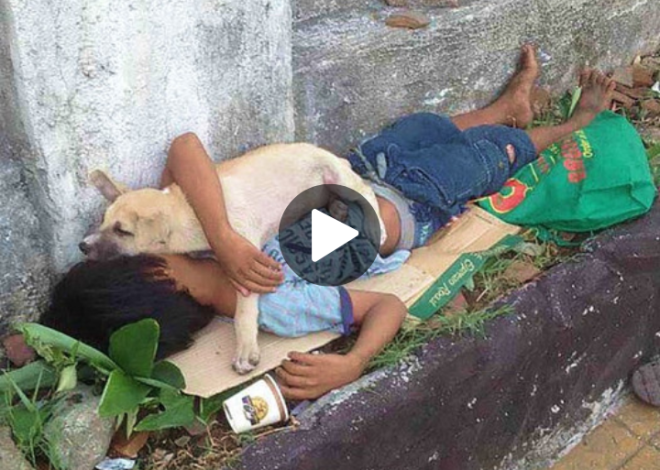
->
xmin=368 ymin=305 xmax=513 ymax=370
xmin=366 ymin=226 xmax=577 ymax=371
xmin=531 ymin=89 xmax=575 ymax=128
xmin=646 ymin=141 xmax=660 ymax=186
xmin=1 ymin=373 xmax=64 ymax=469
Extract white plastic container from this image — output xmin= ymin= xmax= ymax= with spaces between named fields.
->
xmin=223 ymin=374 xmax=289 ymax=433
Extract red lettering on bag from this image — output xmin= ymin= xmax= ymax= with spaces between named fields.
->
xmin=561 ymin=140 xmax=578 ymax=153
xmin=568 ymin=171 xmax=586 ymax=183
xmin=488 ymin=179 xmax=529 ymax=213
xmin=537 ymin=156 xmax=551 ymax=174
xmin=560 ymin=135 xmax=588 ymax=184
xmin=563 ymin=159 xmax=584 ymax=172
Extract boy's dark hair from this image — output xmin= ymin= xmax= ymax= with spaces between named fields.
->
xmin=41 ymin=255 xmax=216 ymax=360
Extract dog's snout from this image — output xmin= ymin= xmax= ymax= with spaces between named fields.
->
xmin=79 ymin=241 xmax=90 ymax=255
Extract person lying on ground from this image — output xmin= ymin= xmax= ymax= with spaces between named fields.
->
xmin=43 ymin=252 xmax=408 ymax=400
xmin=42 ymin=45 xmax=617 ymax=400
xmin=193 ymin=46 xmax=614 ymax=295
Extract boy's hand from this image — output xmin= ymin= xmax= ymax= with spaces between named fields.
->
xmin=215 ymin=230 xmax=283 ymax=296
xmin=275 ymin=351 xmax=366 ymax=400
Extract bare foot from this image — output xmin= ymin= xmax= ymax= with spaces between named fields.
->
xmin=571 ymin=69 xmax=616 ymax=127
xmin=494 ymin=44 xmax=540 ymax=128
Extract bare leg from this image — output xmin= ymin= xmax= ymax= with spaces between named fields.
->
xmin=525 ymin=69 xmax=615 ymax=153
xmin=451 ymin=44 xmax=539 ymax=131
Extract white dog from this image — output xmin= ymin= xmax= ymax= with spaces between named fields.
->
xmin=82 ymin=142 xmax=386 ymax=374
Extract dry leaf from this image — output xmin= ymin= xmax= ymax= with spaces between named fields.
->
xmin=502 ymin=261 xmax=541 ymax=284
xmin=611 ymin=67 xmax=634 ymax=88
xmin=616 ymin=85 xmax=649 ymax=101
xmin=531 ymin=87 xmax=552 ymax=116
xmin=443 ymin=291 xmax=469 ymax=317
xmin=641 ymin=99 xmax=660 ymax=116
xmin=2 ymin=334 xmax=35 ymax=367
xmin=385 ymin=11 xmax=431 ymax=29
xmin=612 ymin=90 xmax=636 ymax=109
xmin=111 ymin=431 xmax=151 ymax=459
xmin=633 ymin=65 xmax=656 ymax=88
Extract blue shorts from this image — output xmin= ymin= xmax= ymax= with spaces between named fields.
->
xmin=348 ymin=113 xmax=538 ymax=236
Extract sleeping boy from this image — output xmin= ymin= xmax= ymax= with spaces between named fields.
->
xmin=43 ymin=45 xmax=616 ymax=399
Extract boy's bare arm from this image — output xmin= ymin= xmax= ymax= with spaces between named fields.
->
xmin=276 ymin=290 xmax=406 ymax=400
xmin=162 ymin=133 xmax=283 ymax=294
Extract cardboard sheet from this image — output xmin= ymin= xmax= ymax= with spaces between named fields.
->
xmin=169 ymin=206 xmax=520 ymax=397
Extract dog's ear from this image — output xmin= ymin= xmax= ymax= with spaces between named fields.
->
xmin=89 ymin=170 xmax=128 ymax=202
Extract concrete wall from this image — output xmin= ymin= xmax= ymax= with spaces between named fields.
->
xmin=293 ymin=0 xmax=660 ymax=153
xmin=0 ymin=0 xmax=293 ymax=328
xmin=0 ymin=1 xmax=52 ymax=330
xmin=0 ymin=0 xmax=659 ymax=328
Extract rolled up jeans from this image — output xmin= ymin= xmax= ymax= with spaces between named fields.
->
xmin=348 ymin=112 xmax=538 ymax=228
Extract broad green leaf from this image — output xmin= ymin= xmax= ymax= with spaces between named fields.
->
xmin=55 ymin=365 xmax=77 ymax=393
xmin=198 ymin=389 xmax=235 ymax=424
xmin=135 ymin=389 xmax=195 ymax=431
xmin=135 ymin=361 xmax=186 ymax=391
xmin=20 ymin=323 xmax=117 ymax=372
xmin=0 ymin=361 xmax=58 ymax=393
xmin=109 ymin=319 xmax=159 ymax=378
xmin=464 ymin=276 xmax=475 ymax=292
xmin=98 ymin=370 xmax=150 ymax=418
xmin=134 ymin=376 xmax=178 ymax=391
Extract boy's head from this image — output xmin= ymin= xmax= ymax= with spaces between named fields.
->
xmin=41 ymin=255 xmax=215 ymax=359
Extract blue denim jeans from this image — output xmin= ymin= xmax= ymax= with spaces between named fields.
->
xmin=348 ymin=112 xmax=538 ymax=234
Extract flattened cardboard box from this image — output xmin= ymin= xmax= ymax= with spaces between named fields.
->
xmin=170 ymin=207 xmax=520 ymax=397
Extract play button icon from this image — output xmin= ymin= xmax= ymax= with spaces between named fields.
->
xmin=311 ymin=209 xmax=359 ymax=262
xmin=278 ymin=184 xmax=382 ymax=286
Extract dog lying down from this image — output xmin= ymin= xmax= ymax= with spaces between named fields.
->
xmin=81 ymin=143 xmax=387 ymax=374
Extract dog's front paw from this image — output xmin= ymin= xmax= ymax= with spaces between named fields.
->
xmin=232 ymin=344 xmax=261 ymax=375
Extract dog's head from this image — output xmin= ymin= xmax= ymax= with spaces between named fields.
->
xmin=81 ymin=170 xmax=173 ymax=260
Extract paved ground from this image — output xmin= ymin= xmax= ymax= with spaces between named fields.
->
xmin=546 ymin=396 xmax=660 ymax=470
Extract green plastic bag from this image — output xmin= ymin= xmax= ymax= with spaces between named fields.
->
xmin=478 ymin=111 xmax=656 ymax=237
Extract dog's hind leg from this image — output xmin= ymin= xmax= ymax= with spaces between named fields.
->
xmin=232 ymin=293 xmax=261 ymax=374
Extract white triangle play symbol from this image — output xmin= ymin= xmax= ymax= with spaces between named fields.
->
xmin=311 ymin=209 xmax=359 ymax=262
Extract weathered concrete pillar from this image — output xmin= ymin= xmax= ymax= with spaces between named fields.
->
xmin=2 ymin=0 xmax=293 ymax=272
xmin=0 ymin=0 xmax=293 ymax=327
xmin=0 ymin=1 xmax=52 ymax=328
